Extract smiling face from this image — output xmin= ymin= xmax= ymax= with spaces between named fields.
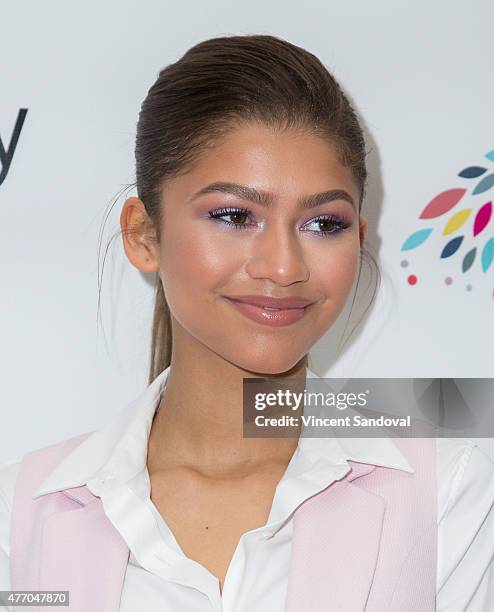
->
xmin=123 ymin=121 xmax=367 ymax=375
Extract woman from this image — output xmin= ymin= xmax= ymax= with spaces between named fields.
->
xmin=1 ymin=34 xmax=494 ymax=612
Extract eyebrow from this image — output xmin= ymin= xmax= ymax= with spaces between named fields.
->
xmin=188 ymin=181 xmax=355 ymax=211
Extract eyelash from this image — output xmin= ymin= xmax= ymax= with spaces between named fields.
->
xmin=207 ymin=206 xmax=351 ymax=237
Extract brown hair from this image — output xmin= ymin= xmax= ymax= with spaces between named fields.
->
xmin=98 ymin=34 xmax=379 ymax=384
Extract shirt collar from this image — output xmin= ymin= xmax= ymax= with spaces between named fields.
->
xmin=303 ymin=367 xmax=414 ymax=473
xmin=32 ymin=368 xmax=167 ymax=498
xmin=32 ymin=365 xmax=414 ymax=499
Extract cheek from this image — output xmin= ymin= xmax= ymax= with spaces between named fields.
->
xmin=312 ymin=238 xmax=360 ymax=296
xmin=308 ymin=237 xmax=361 ymax=332
xmin=159 ymin=222 xmax=242 ymax=316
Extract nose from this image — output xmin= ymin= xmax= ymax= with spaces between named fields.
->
xmin=245 ymin=218 xmax=310 ymax=286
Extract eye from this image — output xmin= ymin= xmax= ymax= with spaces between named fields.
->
xmin=207 ymin=208 xmax=351 ymax=236
xmin=301 ymin=214 xmax=351 ymax=237
xmin=208 ymin=206 xmax=254 ymax=230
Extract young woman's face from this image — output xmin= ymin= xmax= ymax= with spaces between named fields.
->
xmin=155 ymin=122 xmax=366 ymax=374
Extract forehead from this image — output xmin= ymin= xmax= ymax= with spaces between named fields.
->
xmin=163 ymin=122 xmax=359 ymax=203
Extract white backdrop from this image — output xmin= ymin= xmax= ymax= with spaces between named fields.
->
xmin=1 ymin=0 xmax=493 ymax=464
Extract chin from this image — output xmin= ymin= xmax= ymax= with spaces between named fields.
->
xmin=232 ymin=353 xmax=306 ymax=377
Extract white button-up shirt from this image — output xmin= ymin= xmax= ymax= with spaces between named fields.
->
xmin=1 ymin=366 xmax=494 ymax=611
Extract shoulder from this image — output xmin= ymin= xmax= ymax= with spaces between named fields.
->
xmin=436 ymin=437 xmax=494 ymax=606
xmin=0 ymin=431 xmax=94 ymax=555
xmin=0 ymin=456 xmax=22 ymax=511
xmin=0 ymin=434 xmax=86 ymax=589
xmin=0 ymin=455 xmax=22 ymax=569
xmin=436 ymin=437 xmax=494 ymax=522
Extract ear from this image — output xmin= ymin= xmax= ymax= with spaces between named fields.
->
xmin=120 ymin=197 xmax=160 ymax=273
xmin=359 ymin=215 xmax=368 ymax=244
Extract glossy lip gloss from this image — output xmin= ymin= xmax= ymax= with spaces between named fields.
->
xmin=223 ymin=297 xmax=313 ymax=327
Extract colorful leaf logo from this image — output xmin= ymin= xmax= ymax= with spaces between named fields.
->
xmin=419 ymin=188 xmax=466 ymax=219
xmin=462 ymin=248 xmax=476 ymax=272
xmin=458 ymin=166 xmax=487 ymax=179
xmin=443 ymin=209 xmax=472 ymax=235
xmin=472 ymin=174 xmax=494 ymax=195
xmin=400 ymin=149 xmax=494 ymax=296
xmin=473 ymin=202 xmax=492 ymax=237
xmin=440 ymin=236 xmax=464 ymax=258
xmin=481 ymin=238 xmax=494 ymax=272
xmin=401 ymin=228 xmax=433 ymax=251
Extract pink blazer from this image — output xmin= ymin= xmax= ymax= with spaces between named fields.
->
xmin=9 ymin=432 xmax=437 ymax=611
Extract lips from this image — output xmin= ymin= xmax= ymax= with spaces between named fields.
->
xmin=222 ymin=294 xmax=316 ymax=327
xmin=223 ymin=294 xmax=315 ymax=309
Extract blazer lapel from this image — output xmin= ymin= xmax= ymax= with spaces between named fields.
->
xmin=285 ymin=461 xmax=385 ymax=612
xmin=38 ymin=485 xmax=130 ymax=612
xmin=34 ymin=464 xmax=384 ymax=611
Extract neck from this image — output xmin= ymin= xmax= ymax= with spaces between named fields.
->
xmin=147 ymin=329 xmax=307 ymax=477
